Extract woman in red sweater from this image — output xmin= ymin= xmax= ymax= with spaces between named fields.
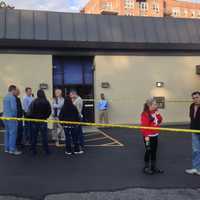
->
xmin=141 ymin=98 xmax=164 ymax=175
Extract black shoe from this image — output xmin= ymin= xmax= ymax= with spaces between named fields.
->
xmin=152 ymin=167 xmax=164 ymax=174
xmin=143 ymin=167 xmax=154 ymax=175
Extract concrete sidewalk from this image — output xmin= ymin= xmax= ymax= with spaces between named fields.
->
xmin=1 ymin=188 xmax=200 ymax=200
xmin=45 ymin=188 xmax=200 ymax=200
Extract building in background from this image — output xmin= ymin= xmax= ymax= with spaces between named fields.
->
xmin=165 ymin=0 xmax=200 ymax=18
xmin=1 ymin=9 xmax=200 ymax=124
xmin=81 ymin=0 xmax=200 ymax=19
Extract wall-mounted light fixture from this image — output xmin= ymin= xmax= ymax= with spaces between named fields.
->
xmin=39 ymin=83 xmax=48 ymax=90
xmin=156 ymin=82 xmax=164 ymax=88
xmin=101 ymin=82 xmax=110 ymax=88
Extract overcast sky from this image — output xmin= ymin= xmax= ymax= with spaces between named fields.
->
xmin=3 ymin=0 xmax=200 ymax=12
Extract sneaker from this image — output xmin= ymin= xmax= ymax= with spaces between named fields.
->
xmin=185 ymin=169 xmax=200 ymax=175
xmin=65 ymin=151 xmax=72 ymax=155
xmin=74 ymin=150 xmax=84 ymax=155
xmin=152 ymin=167 xmax=164 ymax=174
xmin=55 ymin=141 xmax=60 ymax=147
xmin=4 ymin=150 xmax=9 ymax=153
xmin=9 ymin=150 xmax=22 ymax=156
xmin=143 ymin=167 xmax=154 ymax=175
xmin=194 ymin=170 xmax=200 ymax=176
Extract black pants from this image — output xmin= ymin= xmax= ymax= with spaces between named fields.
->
xmin=31 ymin=122 xmax=49 ymax=154
xmin=144 ymin=136 xmax=158 ymax=165
xmin=16 ymin=120 xmax=23 ymax=147
xmin=63 ymin=126 xmax=80 ymax=153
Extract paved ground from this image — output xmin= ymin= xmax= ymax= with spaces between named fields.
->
xmin=45 ymin=188 xmax=200 ymax=200
xmin=0 ymin=125 xmax=199 ymax=200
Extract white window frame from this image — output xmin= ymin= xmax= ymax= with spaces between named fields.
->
xmin=124 ymin=0 xmax=134 ymax=9
xmin=152 ymin=3 xmax=159 ymax=13
xmin=172 ymin=8 xmax=180 ymax=17
xmin=140 ymin=2 xmax=148 ymax=11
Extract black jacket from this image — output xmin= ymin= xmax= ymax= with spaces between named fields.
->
xmin=59 ymin=104 xmax=80 ymax=123
xmin=15 ymin=96 xmax=23 ymax=118
xmin=190 ymin=103 xmax=200 ymax=130
xmin=28 ymin=98 xmax=51 ymax=119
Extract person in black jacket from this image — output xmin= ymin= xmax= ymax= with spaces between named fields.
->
xmin=15 ymin=88 xmax=24 ymax=150
xmin=29 ymin=89 xmax=51 ymax=155
xmin=59 ymin=96 xmax=82 ymax=155
xmin=186 ymin=91 xmax=200 ymax=176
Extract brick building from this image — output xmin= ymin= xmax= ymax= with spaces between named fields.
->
xmin=81 ymin=0 xmax=200 ymax=19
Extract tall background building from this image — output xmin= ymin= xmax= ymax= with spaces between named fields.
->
xmin=81 ymin=0 xmax=200 ymax=19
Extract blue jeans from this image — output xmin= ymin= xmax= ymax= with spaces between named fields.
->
xmin=4 ymin=120 xmax=18 ymax=152
xmin=64 ymin=126 xmax=79 ymax=153
xmin=192 ymin=133 xmax=200 ymax=171
xmin=31 ymin=122 xmax=49 ymax=154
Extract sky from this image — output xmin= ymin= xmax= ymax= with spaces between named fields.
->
xmin=3 ymin=0 xmax=200 ymax=13
xmin=4 ymin=0 xmax=90 ymax=12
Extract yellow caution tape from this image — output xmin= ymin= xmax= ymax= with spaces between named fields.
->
xmin=0 ymin=117 xmax=199 ymax=134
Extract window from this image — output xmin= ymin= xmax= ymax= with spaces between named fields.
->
xmin=83 ymin=59 xmax=93 ymax=85
xmin=125 ymin=11 xmax=134 ymax=16
xmin=191 ymin=10 xmax=195 ymax=18
xmin=172 ymin=8 xmax=180 ymax=17
xmin=53 ymin=59 xmax=63 ymax=86
xmin=63 ymin=60 xmax=83 ymax=84
xmin=53 ymin=57 xmax=93 ymax=86
xmin=152 ymin=3 xmax=159 ymax=13
xmin=197 ymin=10 xmax=200 ymax=18
xmin=140 ymin=2 xmax=148 ymax=11
xmin=183 ymin=9 xmax=188 ymax=17
xmin=102 ymin=2 xmax=112 ymax=10
xmin=140 ymin=11 xmax=147 ymax=16
xmin=124 ymin=0 xmax=134 ymax=9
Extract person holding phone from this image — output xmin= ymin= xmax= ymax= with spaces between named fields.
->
xmin=141 ymin=98 xmax=164 ymax=175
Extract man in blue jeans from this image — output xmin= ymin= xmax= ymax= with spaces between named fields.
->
xmin=3 ymin=85 xmax=22 ymax=155
xmin=186 ymin=91 xmax=200 ymax=176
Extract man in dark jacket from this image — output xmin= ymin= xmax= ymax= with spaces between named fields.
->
xmin=28 ymin=89 xmax=51 ymax=155
xmin=15 ymin=88 xmax=24 ymax=149
xmin=186 ymin=91 xmax=200 ymax=176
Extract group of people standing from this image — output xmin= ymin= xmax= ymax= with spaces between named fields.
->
xmin=141 ymin=91 xmax=200 ymax=176
xmin=2 ymin=84 xmax=200 ymax=176
xmin=3 ymin=85 xmax=84 ymax=156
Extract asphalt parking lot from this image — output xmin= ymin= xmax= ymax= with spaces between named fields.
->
xmin=0 ymin=125 xmax=199 ymax=200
